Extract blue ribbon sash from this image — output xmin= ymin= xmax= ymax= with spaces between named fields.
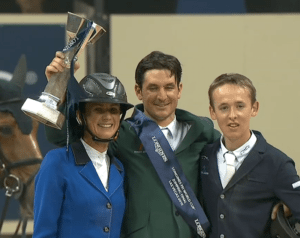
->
xmin=126 ymin=108 xmax=209 ymax=237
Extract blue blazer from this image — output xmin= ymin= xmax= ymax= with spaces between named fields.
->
xmin=200 ymin=131 xmax=300 ymax=238
xmin=33 ymin=141 xmax=125 ymax=238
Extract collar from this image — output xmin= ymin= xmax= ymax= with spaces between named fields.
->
xmin=220 ymin=131 xmax=257 ymax=162
xmin=158 ymin=116 xmax=177 ymax=139
xmin=80 ymin=138 xmax=108 ymax=166
xmin=70 ymin=140 xmax=123 ymax=171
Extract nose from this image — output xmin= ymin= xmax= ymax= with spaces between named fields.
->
xmin=157 ymin=88 xmax=167 ymax=101
xmin=102 ymin=111 xmax=113 ymax=120
xmin=229 ymin=107 xmax=237 ymax=120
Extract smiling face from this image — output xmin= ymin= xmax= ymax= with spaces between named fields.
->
xmin=209 ymin=84 xmax=259 ymax=151
xmin=135 ymin=69 xmax=183 ymax=127
xmin=81 ymin=102 xmax=121 ymax=148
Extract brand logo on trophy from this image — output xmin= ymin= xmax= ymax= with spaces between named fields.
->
xmin=21 ymin=12 xmax=105 ymax=129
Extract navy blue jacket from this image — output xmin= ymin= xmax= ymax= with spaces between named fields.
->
xmin=33 ymin=141 xmax=125 ymax=238
xmin=200 ymin=130 xmax=300 ymax=238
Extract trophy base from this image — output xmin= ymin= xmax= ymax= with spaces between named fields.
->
xmin=21 ymin=98 xmax=65 ymax=130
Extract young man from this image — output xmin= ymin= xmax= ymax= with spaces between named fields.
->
xmin=200 ymin=73 xmax=300 ymax=238
xmin=44 ymin=51 xmax=220 ymax=237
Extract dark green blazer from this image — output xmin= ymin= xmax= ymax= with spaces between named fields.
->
xmin=112 ymin=104 xmax=220 ymax=238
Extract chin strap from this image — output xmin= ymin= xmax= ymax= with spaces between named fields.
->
xmin=80 ymin=111 xmax=126 ymax=143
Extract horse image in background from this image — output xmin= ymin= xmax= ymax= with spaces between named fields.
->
xmin=0 ymin=55 xmax=42 ymax=236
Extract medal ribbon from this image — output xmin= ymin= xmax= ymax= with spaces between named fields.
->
xmin=126 ymin=108 xmax=210 ymax=237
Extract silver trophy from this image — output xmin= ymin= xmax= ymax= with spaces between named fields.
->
xmin=21 ymin=12 xmax=105 ymax=129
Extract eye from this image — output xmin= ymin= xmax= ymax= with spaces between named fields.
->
xmin=165 ymin=85 xmax=175 ymax=91
xmin=237 ymin=104 xmax=245 ymax=109
xmin=148 ymin=86 xmax=158 ymax=92
xmin=219 ymin=106 xmax=228 ymax=112
xmin=0 ymin=126 xmax=13 ymax=136
xmin=110 ymin=108 xmax=121 ymax=114
xmin=95 ymin=108 xmax=105 ymax=114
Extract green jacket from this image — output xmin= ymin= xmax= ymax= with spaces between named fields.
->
xmin=112 ymin=104 xmax=220 ymax=238
xmin=45 ymin=104 xmax=220 ymax=238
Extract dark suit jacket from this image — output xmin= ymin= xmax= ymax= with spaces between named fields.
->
xmin=200 ymin=130 xmax=300 ymax=238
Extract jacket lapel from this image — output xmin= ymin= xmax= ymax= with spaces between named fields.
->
xmin=208 ymin=141 xmax=224 ymax=189
xmin=107 ymin=157 xmax=123 ymax=197
xmin=80 ymin=161 xmax=108 ymax=195
xmin=71 ymin=141 xmax=108 ymax=196
xmin=224 ymin=131 xmax=267 ymax=191
xmin=175 ymin=110 xmax=206 ymax=154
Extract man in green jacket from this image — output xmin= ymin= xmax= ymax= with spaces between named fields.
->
xmin=45 ymin=51 xmax=220 ymax=237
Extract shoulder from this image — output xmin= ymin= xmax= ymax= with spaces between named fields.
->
xmin=176 ymin=108 xmax=220 ymax=141
xmin=254 ymin=131 xmax=292 ymax=164
xmin=202 ymin=139 xmax=220 ymax=155
xmin=175 ymin=108 xmax=214 ymax=128
xmin=41 ymin=147 xmax=71 ymax=170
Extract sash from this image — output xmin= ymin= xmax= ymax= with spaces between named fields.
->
xmin=126 ymin=108 xmax=210 ymax=237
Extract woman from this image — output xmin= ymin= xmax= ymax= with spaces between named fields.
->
xmin=33 ymin=73 xmax=134 ymax=237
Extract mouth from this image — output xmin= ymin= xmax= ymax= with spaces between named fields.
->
xmin=155 ymin=103 xmax=170 ymax=108
xmin=99 ymin=124 xmax=113 ymax=128
xmin=228 ymin=123 xmax=239 ymax=129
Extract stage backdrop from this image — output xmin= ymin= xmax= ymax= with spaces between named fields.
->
xmin=110 ymin=14 xmax=300 ymax=172
xmin=0 ymin=14 xmax=86 ymax=235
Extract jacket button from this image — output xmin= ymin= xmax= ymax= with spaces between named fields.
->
xmin=104 ymin=227 xmax=109 ymax=233
xmin=175 ymin=211 xmax=180 ymax=216
xmin=106 ymin=202 xmax=112 ymax=209
xmin=220 ymin=194 xmax=225 ymax=199
xmin=220 ymin=234 xmax=225 ymax=238
xmin=220 ymin=214 xmax=225 ymax=219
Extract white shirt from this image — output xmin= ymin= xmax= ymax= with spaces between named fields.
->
xmin=159 ymin=116 xmax=191 ymax=151
xmin=80 ymin=138 xmax=110 ymax=191
xmin=217 ymin=131 xmax=257 ymax=188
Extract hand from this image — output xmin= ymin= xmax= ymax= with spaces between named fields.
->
xmin=271 ymin=202 xmax=292 ymax=220
xmin=45 ymin=51 xmax=80 ymax=81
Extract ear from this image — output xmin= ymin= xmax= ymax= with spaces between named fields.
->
xmin=177 ymin=82 xmax=183 ymax=99
xmin=135 ymin=84 xmax=143 ymax=101
xmin=209 ymin=105 xmax=217 ymax=120
xmin=251 ymin=101 xmax=259 ymax=118
xmin=76 ymin=110 xmax=82 ymax=125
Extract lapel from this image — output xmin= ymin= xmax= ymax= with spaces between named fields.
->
xmin=175 ymin=109 xmax=205 ymax=154
xmin=223 ymin=131 xmax=267 ymax=192
xmin=206 ymin=140 xmax=223 ymax=189
xmin=80 ymin=160 xmax=108 ymax=195
xmin=71 ymin=141 xmax=123 ymax=198
xmin=107 ymin=156 xmax=124 ymax=197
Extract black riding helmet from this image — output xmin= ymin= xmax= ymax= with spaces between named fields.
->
xmin=270 ymin=203 xmax=300 ymax=238
xmin=76 ymin=73 xmax=134 ymax=142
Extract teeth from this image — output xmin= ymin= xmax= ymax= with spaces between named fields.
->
xmin=100 ymin=124 xmax=112 ymax=128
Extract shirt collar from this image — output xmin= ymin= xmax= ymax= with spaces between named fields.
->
xmin=220 ymin=131 xmax=257 ymax=162
xmin=158 ymin=116 xmax=177 ymax=139
xmin=80 ymin=138 xmax=108 ymax=166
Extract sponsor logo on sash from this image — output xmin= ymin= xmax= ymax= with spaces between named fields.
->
xmin=195 ymin=219 xmax=206 ymax=238
xmin=152 ymin=136 xmax=168 ymax=162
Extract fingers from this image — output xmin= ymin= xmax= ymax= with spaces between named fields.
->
xmin=45 ymin=51 xmax=81 ymax=80
xmin=283 ymin=203 xmax=292 ymax=217
xmin=45 ymin=51 xmax=67 ymax=80
xmin=74 ymin=61 xmax=80 ymax=72
xmin=271 ymin=202 xmax=292 ymax=220
xmin=271 ymin=203 xmax=280 ymax=220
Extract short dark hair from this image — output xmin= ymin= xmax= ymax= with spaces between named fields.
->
xmin=135 ymin=51 xmax=182 ymax=89
xmin=209 ymin=73 xmax=257 ymax=109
